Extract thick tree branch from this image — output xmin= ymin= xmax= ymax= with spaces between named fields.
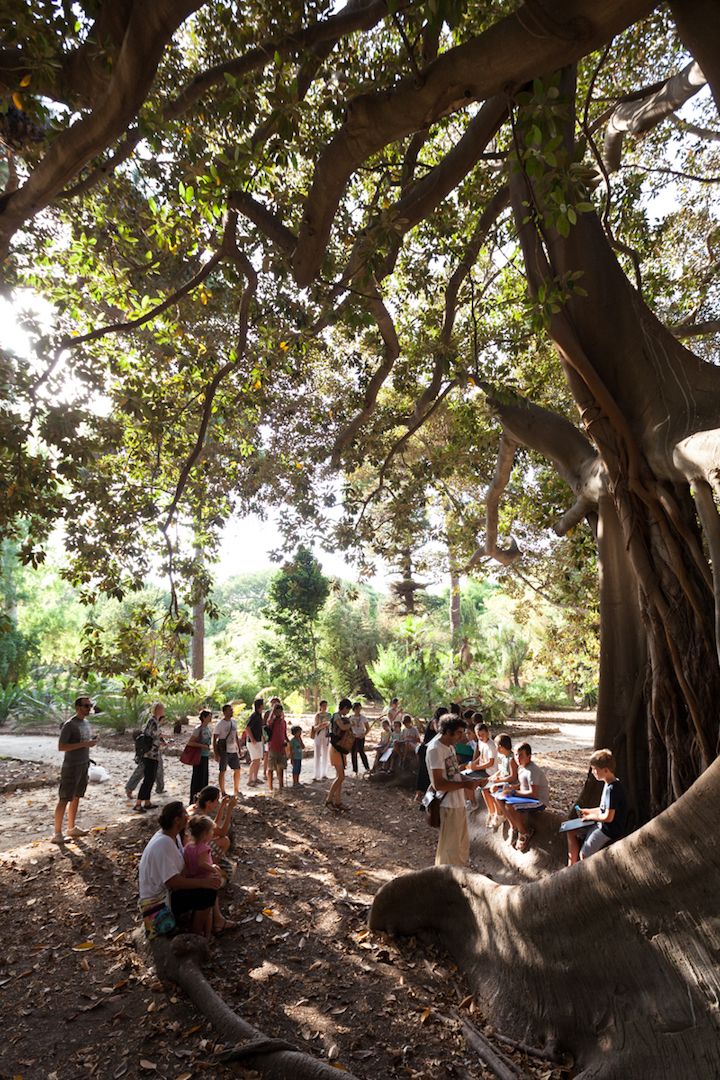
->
xmin=164 ymin=0 xmax=410 ymax=122
xmin=602 ymin=60 xmax=706 ymax=173
xmin=0 ymin=0 xmax=202 ymax=260
xmin=60 ymin=127 xmax=142 ymax=199
xmin=669 ymin=0 xmax=720 ymax=115
xmin=670 ymin=319 xmax=720 ymax=338
xmin=466 ymin=434 xmax=522 ymax=570
xmin=332 ymin=282 xmax=400 ymax=455
xmin=292 ymin=0 xmax=656 ymax=287
xmin=229 ymin=190 xmax=298 ymax=253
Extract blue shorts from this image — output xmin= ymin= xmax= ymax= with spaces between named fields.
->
xmin=292 ymin=758 xmax=302 ymax=776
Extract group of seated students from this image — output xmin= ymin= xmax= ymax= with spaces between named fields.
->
xmin=371 ymin=714 xmax=421 ymax=772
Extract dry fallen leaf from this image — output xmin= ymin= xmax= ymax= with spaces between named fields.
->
xmin=139 ymin=1061 xmax=157 ymax=1071
xmin=80 ymin=959 xmax=90 ymax=972
xmin=113 ymin=1063 xmax=128 ymax=1078
xmin=420 ymin=1008 xmax=432 ymax=1024
xmin=72 ymin=942 xmax=95 ymax=951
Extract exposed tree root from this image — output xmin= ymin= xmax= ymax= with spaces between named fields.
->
xmin=141 ymin=932 xmax=361 ymax=1080
xmin=460 ymin=1017 xmax=532 ymax=1080
xmin=369 ymin=756 xmax=720 ymax=1079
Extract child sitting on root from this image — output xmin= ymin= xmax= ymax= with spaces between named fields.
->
xmin=482 ymin=734 xmax=518 ymax=828
xmin=371 ymin=719 xmax=392 ymax=772
xmin=567 ymin=748 xmax=627 ymax=865
xmin=183 ymin=815 xmax=218 ymax=940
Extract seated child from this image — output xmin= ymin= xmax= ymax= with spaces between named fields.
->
xmin=471 ymin=722 xmax=497 ymax=775
xmin=386 ymin=720 xmax=404 ymax=772
xmin=496 ymin=743 xmax=550 ymax=851
xmin=465 ymin=722 xmax=498 ymax=808
xmin=289 ymin=725 xmax=304 ymax=785
xmin=482 ymin=734 xmax=518 ymax=828
xmin=454 ymin=724 xmax=475 ymax=766
xmin=567 ymin=748 xmax=627 ymax=865
xmin=371 ymin=719 xmax=392 ymax=771
xmin=184 ymin=814 xmax=217 ymax=939
xmin=397 ymin=715 xmax=421 ymax=765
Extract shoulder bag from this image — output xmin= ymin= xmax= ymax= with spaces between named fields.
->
xmin=423 ymin=788 xmax=446 ymax=829
xmin=180 ymin=741 xmax=202 ymax=766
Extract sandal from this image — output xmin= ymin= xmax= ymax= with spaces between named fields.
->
xmin=336 ymin=803 xmax=351 ymax=812
xmin=214 ymin=916 xmax=238 ymax=937
xmin=507 ymin=828 xmax=518 ymax=847
xmin=325 ymin=800 xmax=339 ymax=811
xmin=516 ymin=829 xmax=534 ymax=852
xmin=144 ymin=803 xmax=159 ymax=809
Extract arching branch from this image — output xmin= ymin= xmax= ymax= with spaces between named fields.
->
xmin=164 ymin=0 xmax=411 ymax=123
xmin=466 ymin=434 xmax=522 ymax=570
xmin=602 ymin=60 xmax=706 ymax=173
xmin=0 ymin=0 xmax=203 ymax=259
xmin=291 ymin=0 xmax=656 ymax=287
xmin=161 ymin=214 xmax=257 ymax=531
xmin=60 ymin=128 xmax=142 ymax=200
xmin=670 ymin=319 xmax=720 ymax=339
xmin=332 ymin=282 xmax=400 ymax=455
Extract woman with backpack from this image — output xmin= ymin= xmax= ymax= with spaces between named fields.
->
xmin=327 ymin=698 xmax=353 ymax=812
xmin=133 ymin=702 xmax=166 ymax=813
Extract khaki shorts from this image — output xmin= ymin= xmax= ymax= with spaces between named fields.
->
xmin=58 ymin=762 xmax=89 ymax=802
xmin=267 ymin=749 xmax=287 ymax=771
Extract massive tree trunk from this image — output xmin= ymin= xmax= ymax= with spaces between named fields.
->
xmin=482 ymin=391 xmax=650 ymax=822
xmin=369 ymin=755 xmax=720 ymax=1079
xmin=506 ymin=67 xmax=720 ymax=816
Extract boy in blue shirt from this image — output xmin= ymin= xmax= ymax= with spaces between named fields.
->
xmin=567 ymin=748 xmax=628 ymax=864
xmin=289 ymin=725 xmax=305 ymax=785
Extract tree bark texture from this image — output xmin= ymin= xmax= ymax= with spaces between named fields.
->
xmin=369 ymin=754 xmax=720 ymax=1079
xmin=483 ymin=391 xmax=649 ymax=820
xmin=508 ymin=73 xmax=720 ymax=815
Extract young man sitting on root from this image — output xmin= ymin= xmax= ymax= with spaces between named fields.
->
xmin=567 ymin=748 xmax=628 ymax=865
xmin=495 ymin=742 xmax=550 ymax=852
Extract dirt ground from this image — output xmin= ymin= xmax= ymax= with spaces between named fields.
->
xmin=0 ymin=712 xmax=591 ymax=1080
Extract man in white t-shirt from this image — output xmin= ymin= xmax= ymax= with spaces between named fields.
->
xmin=497 ymin=743 xmax=549 ymax=852
xmin=425 ymin=716 xmax=482 ymax=866
xmin=213 ymin=703 xmax=241 ymax=795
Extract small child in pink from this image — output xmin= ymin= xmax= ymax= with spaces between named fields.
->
xmin=184 ymin=814 xmax=216 ymax=939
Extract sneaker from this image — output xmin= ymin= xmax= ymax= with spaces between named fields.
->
xmin=465 ymin=799 xmax=474 ymax=810
xmin=67 ymin=826 xmax=89 ymax=838
xmin=50 ymin=832 xmax=65 ymax=844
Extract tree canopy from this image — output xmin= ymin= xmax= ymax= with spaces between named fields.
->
xmin=1 ymin=0 xmax=720 ymax=819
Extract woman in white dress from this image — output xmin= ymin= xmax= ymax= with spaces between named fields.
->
xmin=312 ymin=699 xmax=331 ymax=780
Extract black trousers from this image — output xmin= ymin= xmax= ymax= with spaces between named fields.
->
xmin=351 ymin=737 xmax=369 ymax=772
xmin=138 ymin=757 xmax=158 ymax=801
xmin=190 ymin=756 xmax=209 ymax=803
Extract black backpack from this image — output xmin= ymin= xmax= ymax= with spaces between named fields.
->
xmin=134 ymin=732 xmax=153 ymax=761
